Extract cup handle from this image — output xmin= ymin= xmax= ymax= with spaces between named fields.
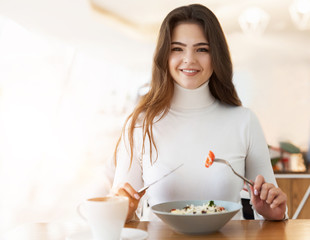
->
xmin=76 ymin=202 xmax=87 ymax=222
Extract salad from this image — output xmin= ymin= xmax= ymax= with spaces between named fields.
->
xmin=170 ymin=200 xmax=227 ymax=215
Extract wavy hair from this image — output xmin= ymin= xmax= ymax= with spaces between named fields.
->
xmin=114 ymin=4 xmax=241 ymax=167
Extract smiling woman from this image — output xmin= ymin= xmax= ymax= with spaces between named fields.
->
xmin=112 ymin=4 xmax=287 ymax=223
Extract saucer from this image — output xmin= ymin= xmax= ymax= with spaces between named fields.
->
xmin=66 ymin=228 xmax=148 ymax=240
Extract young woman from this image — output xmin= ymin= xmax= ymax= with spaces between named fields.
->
xmin=112 ymin=4 xmax=287 ymax=222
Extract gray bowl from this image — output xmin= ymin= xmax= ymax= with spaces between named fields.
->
xmin=151 ymin=200 xmax=242 ymax=235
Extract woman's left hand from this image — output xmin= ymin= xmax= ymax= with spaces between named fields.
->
xmin=250 ymin=175 xmax=287 ymax=220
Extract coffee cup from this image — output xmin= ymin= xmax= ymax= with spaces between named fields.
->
xmin=77 ymin=196 xmax=129 ymax=240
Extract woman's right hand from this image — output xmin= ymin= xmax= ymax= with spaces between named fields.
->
xmin=114 ymin=183 xmax=145 ymax=222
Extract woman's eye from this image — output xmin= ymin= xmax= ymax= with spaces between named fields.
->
xmin=197 ymin=48 xmax=209 ymax=52
xmin=171 ymin=47 xmax=183 ymax=52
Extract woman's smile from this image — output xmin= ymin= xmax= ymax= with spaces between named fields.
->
xmin=180 ymin=69 xmax=200 ymax=75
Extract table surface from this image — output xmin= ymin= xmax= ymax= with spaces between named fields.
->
xmin=2 ymin=220 xmax=310 ymax=240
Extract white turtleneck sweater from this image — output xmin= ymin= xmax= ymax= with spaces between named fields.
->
xmin=112 ymin=81 xmax=277 ymax=220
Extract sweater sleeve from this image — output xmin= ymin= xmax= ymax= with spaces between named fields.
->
xmin=112 ymin=127 xmax=144 ymax=193
xmin=245 ymin=110 xmax=288 ymax=219
xmin=245 ymin=110 xmax=274 ymax=220
xmin=245 ymin=110 xmax=275 ymax=185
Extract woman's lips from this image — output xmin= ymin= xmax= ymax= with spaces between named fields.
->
xmin=180 ymin=69 xmax=200 ymax=76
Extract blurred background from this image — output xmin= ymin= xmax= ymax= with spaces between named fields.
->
xmin=0 ymin=0 xmax=309 ymax=234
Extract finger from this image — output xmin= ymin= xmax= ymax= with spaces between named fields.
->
xmin=264 ymin=185 xmax=279 ymax=205
xmin=259 ymin=183 xmax=275 ymax=201
xmin=117 ymin=188 xmax=138 ymax=209
xmin=253 ymin=175 xmax=265 ymax=196
xmin=122 ymin=183 xmax=141 ymax=200
xmin=248 ymin=181 xmax=259 ymax=205
xmin=117 ymin=187 xmax=130 ymax=198
xmin=269 ymin=190 xmax=287 ymax=209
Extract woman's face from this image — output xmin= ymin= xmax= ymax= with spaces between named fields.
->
xmin=168 ymin=22 xmax=213 ymax=89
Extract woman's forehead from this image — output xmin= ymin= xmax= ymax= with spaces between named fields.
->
xmin=171 ymin=22 xmax=208 ymax=43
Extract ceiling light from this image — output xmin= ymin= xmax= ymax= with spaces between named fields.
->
xmin=289 ymin=0 xmax=310 ymax=30
xmin=238 ymin=7 xmax=270 ymax=35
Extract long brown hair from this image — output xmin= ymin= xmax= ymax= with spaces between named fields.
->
xmin=114 ymin=4 xmax=241 ymax=167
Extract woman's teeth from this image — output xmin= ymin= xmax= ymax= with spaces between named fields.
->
xmin=182 ymin=69 xmax=198 ymax=73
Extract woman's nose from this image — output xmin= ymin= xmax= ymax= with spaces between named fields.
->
xmin=182 ymin=52 xmax=195 ymax=63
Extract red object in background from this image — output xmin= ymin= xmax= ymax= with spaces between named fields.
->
xmin=282 ymin=157 xmax=289 ymax=171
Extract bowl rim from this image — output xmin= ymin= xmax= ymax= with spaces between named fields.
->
xmin=151 ymin=199 xmax=243 ymax=217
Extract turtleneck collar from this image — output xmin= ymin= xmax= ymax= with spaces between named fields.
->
xmin=171 ymin=81 xmax=215 ymax=110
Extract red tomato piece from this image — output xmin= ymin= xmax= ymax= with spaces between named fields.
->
xmin=205 ymin=157 xmax=213 ymax=168
xmin=208 ymin=150 xmax=215 ymax=161
xmin=205 ymin=150 xmax=215 ymax=168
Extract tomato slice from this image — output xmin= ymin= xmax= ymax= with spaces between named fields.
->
xmin=205 ymin=150 xmax=215 ymax=168
xmin=208 ymin=150 xmax=215 ymax=161
xmin=205 ymin=158 xmax=212 ymax=168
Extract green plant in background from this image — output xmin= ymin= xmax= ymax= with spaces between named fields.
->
xmin=279 ymin=142 xmax=301 ymax=154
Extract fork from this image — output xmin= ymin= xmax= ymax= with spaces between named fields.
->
xmin=214 ymin=158 xmax=253 ymax=186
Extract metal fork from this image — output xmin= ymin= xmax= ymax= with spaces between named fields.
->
xmin=214 ymin=158 xmax=253 ymax=186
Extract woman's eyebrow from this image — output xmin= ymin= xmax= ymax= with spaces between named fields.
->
xmin=171 ymin=41 xmax=186 ymax=46
xmin=171 ymin=41 xmax=209 ymax=46
xmin=194 ymin=42 xmax=209 ymax=46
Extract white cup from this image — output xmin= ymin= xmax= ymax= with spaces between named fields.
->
xmin=77 ymin=196 xmax=129 ymax=240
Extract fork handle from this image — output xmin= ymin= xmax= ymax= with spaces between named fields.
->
xmin=237 ymin=173 xmax=253 ymax=186
xmin=215 ymin=158 xmax=253 ymax=186
xmin=230 ymin=167 xmax=253 ymax=186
